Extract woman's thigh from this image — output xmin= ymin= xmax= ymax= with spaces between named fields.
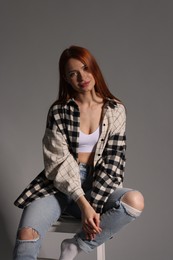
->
xmin=66 ymin=188 xmax=134 ymax=217
xmin=102 ymin=187 xmax=133 ymax=213
xmin=18 ymin=193 xmax=69 ymax=239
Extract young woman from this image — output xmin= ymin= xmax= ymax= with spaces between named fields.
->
xmin=13 ymin=46 xmax=144 ymax=260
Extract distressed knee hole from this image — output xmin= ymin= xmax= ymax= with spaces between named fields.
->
xmin=18 ymin=227 xmax=39 ymax=241
xmin=121 ymin=201 xmax=142 ymax=217
xmin=121 ymin=191 xmax=144 ymax=211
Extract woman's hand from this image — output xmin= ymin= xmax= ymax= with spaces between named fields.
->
xmin=76 ymin=196 xmax=102 ymax=240
xmin=81 ymin=205 xmax=101 ymax=240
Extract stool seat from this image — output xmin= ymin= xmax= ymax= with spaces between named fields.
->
xmin=50 ymin=215 xmax=82 ymax=233
xmin=38 ymin=215 xmax=105 ymax=260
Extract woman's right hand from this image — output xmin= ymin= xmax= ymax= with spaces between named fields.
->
xmin=76 ymin=196 xmax=102 ymax=240
xmin=81 ymin=205 xmax=102 ymax=240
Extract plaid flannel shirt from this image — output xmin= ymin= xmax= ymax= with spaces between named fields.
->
xmin=14 ymin=98 xmax=126 ymax=213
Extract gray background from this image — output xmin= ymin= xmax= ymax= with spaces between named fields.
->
xmin=0 ymin=0 xmax=172 ymax=259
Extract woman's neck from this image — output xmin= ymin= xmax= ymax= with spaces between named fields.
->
xmin=75 ymin=91 xmax=103 ymax=107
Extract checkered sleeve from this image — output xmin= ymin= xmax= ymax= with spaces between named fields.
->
xmin=42 ymin=108 xmax=84 ymax=202
xmin=90 ymin=105 xmax=126 ymax=213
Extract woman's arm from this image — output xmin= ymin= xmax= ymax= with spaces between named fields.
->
xmin=90 ymin=104 xmax=126 ymax=213
xmin=42 ymin=107 xmax=84 ymax=202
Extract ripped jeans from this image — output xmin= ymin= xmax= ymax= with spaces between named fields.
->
xmin=13 ymin=163 xmax=142 ymax=259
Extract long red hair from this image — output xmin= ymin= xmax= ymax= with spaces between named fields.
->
xmin=57 ymin=45 xmax=121 ymax=103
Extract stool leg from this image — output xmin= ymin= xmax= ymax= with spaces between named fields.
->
xmin=97 ymin=243 xmax=105 ymax=260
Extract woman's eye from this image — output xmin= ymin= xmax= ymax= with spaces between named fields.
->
xmin=83 ymin=65 xmax=88 ymax=71
xmin=68 ymin=72 xmax=77 ymax=78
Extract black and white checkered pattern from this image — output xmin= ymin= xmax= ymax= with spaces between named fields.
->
xmin=14 ymin=98 xmax=126 ymax=213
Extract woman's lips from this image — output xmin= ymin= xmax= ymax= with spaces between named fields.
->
xmin=79 ymin=81 xmax=90 ymax=88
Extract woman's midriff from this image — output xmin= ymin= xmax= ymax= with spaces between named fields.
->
xmin=78 ymin=152 xmax=95 ymax=166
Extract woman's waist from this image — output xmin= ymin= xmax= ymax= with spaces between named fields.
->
xmin=78 ymin=152 xmax=95 ymax=166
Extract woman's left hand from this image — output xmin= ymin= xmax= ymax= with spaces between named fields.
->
xmin=76 ymin=195 xmax=102 ymax=240
xmin=81 ymin=204 xmax=101 ymax=240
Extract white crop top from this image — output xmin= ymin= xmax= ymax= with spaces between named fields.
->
xmin=78 ymin=126 xmax=100 ymax=152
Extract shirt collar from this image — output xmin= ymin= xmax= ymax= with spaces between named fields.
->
xmin=104 ymin=98 xmax=118 ymax=108
xmin=66 ymin=98 xmax=79 ymax=108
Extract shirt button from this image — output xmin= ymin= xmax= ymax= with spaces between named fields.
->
xmin=101 ymin=139 xmax=104 ymax=141
xmin=98 ymin=154 xmax=101 ymax=156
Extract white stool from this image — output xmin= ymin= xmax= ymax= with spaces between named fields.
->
xmin=38 ymin=215 xmax=105 ymax=260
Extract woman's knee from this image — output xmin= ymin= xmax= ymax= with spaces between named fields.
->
xmin=121 ymin=190 xmax=144 ymax=211
xmin=18 ymin=227 xmax=39 ymax=241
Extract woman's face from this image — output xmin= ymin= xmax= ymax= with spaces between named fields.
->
xmin=65 ymin=58 xmax=95 ymax=93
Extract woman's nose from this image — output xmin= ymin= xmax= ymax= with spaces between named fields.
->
xmin=77 ymin=71 xmax=86 ymax=81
